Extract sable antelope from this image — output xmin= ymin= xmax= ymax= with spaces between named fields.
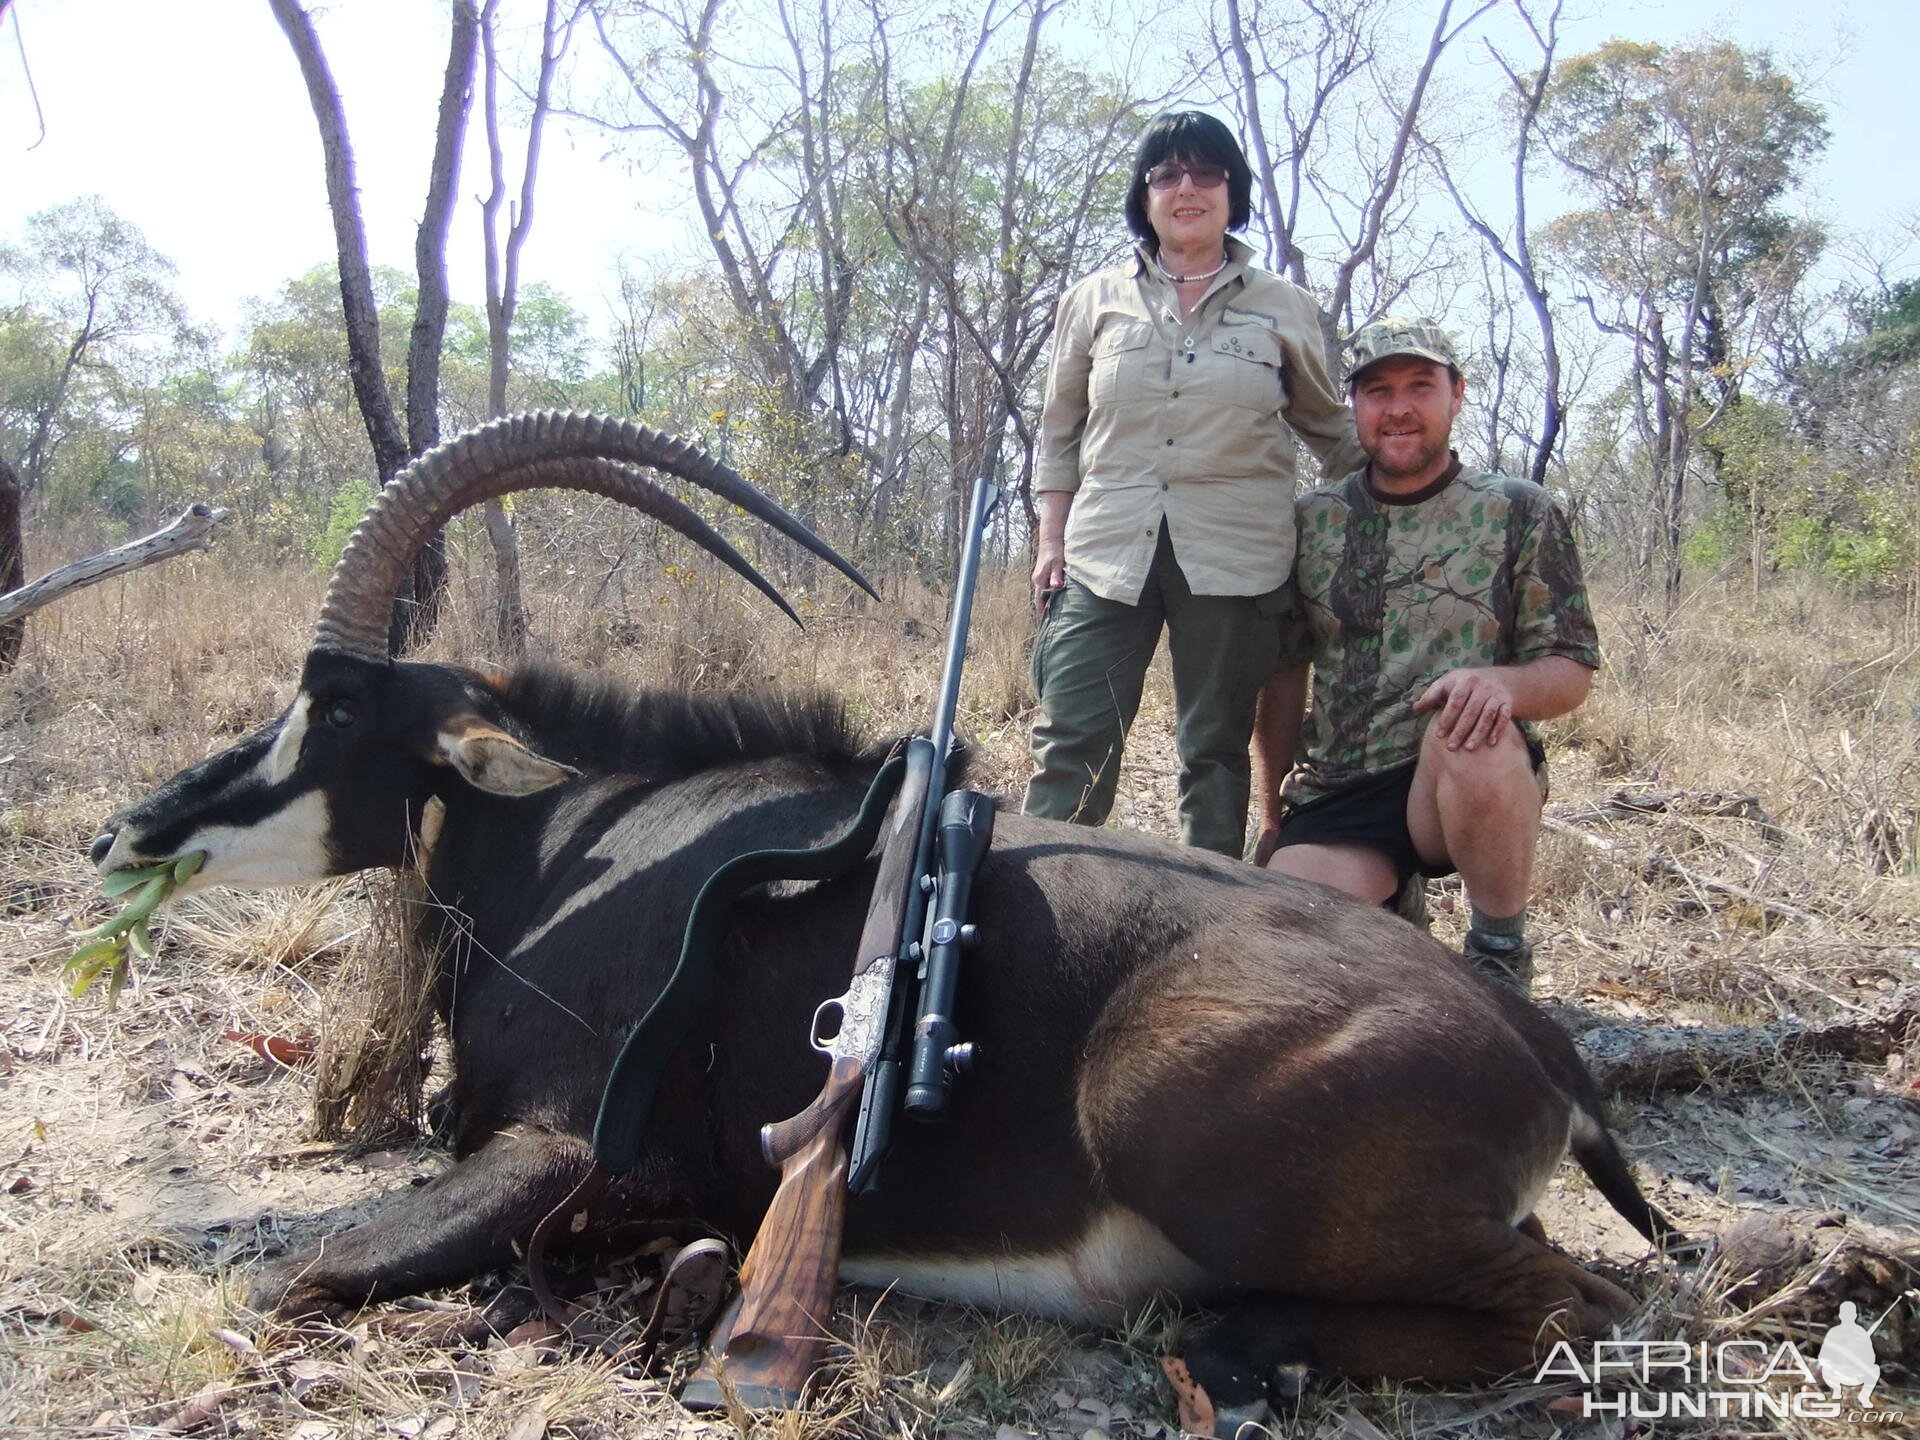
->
xmin=91 ymin=412 xmax=1673 ymax=1418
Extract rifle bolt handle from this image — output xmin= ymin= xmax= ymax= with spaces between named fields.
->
xmin=959 ymin=924 xmax=979 ymax=950
xmin=946 ymin=1042 xmax=977 ymax=1074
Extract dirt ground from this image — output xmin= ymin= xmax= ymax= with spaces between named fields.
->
xmin=3 ymin=565 xmax=1919 ymax=1438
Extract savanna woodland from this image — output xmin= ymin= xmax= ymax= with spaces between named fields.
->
xmin=2 ymin=0 xmax=1918 ymax=1436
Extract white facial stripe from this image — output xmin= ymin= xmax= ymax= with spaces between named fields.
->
xmin=840 ymin=1206 xmax=1219 ymax=1320
xmin=263 ymin=695 xmax=313 ymax=786
xmin=174 ymin=789 xmax=335 ymax=891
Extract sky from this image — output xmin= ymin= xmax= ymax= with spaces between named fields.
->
xmin=2 ymin=0 xmax=1915 ymax=347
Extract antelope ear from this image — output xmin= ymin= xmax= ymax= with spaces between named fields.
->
xmin=434 ymin=720 xmax=577 ymax=796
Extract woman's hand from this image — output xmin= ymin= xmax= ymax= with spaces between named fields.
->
xmin=1031 ymin=490 xmax=1073 ymax=614
xmin=1031 ymin=538 xmax=1066 ymax=614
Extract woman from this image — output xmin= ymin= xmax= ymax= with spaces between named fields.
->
xmin=1023 ymin=110 xmax=1363 ymax=857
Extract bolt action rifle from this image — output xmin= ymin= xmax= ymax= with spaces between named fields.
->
xmin=680 ymin=476 xmax=1000 ymax=1410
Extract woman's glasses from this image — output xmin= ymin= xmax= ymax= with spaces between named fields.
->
xmin=1144 ymin=162 xmax=1229 ymax=191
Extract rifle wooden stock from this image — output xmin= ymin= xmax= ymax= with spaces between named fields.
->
xmin=683 ymin=756 xmax=931 ymax=1410
xmin=682 ymin=1058 xmax=862 ymax=1409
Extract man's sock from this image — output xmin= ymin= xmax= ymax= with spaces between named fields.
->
xmin=1467 ymin=905 xmax=1527 ymax=951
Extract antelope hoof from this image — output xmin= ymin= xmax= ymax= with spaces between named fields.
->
xmin=247 ymin=1253 xmax=354 ymax=1323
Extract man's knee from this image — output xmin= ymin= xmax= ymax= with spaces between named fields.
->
xmin=1417 ymin=718 xmax=1539 ymax=797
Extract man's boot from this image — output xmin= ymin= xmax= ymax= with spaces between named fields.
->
xmin=1462 ymin=931 xmax=1533 ymax=996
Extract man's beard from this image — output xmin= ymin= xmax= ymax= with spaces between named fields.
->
xmin=1368 ymin=430 xmax=1449 ymax=481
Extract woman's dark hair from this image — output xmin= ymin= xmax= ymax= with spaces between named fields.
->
xmin=1123 ymin=110 xmax=1254 ymax=246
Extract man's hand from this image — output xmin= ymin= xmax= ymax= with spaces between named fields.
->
xmin=1413 ymin=667 xmax=1519 ymax=752
xmin=1414 ymin=656 xmax=1594 ymax=751
xmin=1250 ymin=826 xmax=1281 ymax=867
xmin=1031 ymin=539 xmax=1066 ymax=614
xmin=1252 ymin=665 xmax=1309 ymax=864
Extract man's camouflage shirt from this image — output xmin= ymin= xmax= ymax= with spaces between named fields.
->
xmin=1277 ymin=457 xmax=1600 ymax=804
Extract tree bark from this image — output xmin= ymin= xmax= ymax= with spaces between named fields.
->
xmin=1568 ymin=996 xmax=1920 ymax=1098
xmin=1221 ymin=0 xmax=1288 ymax=273
xmin=409 ymin=1 xmax=479 ymax=459
xmin=0 ymin=458 xmax=23 ymax=669
xmin=269 ymin=0 xmax=446 ymax=655
xmin=392 ymin=0 xmax=482 ymax=659
xmin=477 ymin=0 xmax=575 ymax=655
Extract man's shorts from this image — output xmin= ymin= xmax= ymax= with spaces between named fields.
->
xmin=1273 ymin=735 xmax=1548 ymax=886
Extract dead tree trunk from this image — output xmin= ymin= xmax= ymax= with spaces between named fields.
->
xmin=0 ymin=505 xmax=231 ymax=627
xmin=0 ymin=459 xmax=24 ymax=670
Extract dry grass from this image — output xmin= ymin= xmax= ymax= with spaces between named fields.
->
xmin=2 ymin=527 xmax=1918 ymax=1436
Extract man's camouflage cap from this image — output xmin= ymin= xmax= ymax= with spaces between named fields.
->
xmin=1345 ymin=316 xmax=1462 ymax=383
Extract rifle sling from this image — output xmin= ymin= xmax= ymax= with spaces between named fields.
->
xmin=591 ymin=751 xmax=910 ymax=1175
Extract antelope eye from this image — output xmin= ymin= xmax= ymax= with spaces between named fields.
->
xmin=324 ymin=700 xmax=358 ymax=729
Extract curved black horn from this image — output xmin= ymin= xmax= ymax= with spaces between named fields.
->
xmin=527 ymin=457 xmax=808 ymax=626
xmin=315 ymin=412 xmax=876 ymax=662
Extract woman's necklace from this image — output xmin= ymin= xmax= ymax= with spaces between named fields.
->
xmin=1154 ymin=248 xmax=1228 ymax=284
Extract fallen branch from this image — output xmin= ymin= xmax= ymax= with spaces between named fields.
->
xmin=1706 ymin=1209 xmax=1920 ymax=1367
xmin=0 ymin=504 xmax=232 ymax=625
xmin=1541 ymin=813 xmax=1817 ymax=926
xmin=1572 ymin=991 xmax=1920 ymax=1097
xmin=1551 ymin=786 xmax=1779 ymax=828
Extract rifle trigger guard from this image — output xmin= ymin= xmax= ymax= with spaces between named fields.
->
xmin=809 ymin=997 xmax=844 ymax=1054
xmin=815 ymin=956 xmax=894 ymax=1063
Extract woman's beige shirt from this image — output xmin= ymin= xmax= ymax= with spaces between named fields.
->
xmin=1036 ymin=237 xmax=1364 ymax=605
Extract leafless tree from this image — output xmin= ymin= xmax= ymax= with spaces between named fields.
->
xmin=865 ymin=0 xmax=1142 ymax=544
xmin=476 ymin=0 xmax=587 ymax=653
xmin=1207 ymin=0 xmax=1497 ymax=365
xmin=1417 ymin=0 xmax=1565 ymax=488
xmin=584 ymin=0 xmax=857 ymax=421
xmin=268 ymin=0 xmax=482 ymax=653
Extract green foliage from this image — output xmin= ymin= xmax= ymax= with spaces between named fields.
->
xmin=1711 ymin=397 xmax=1809 ymax=510
xmin=437 ymin=283 xmax=598 ymax=424
xmin=1681 ymin=396 xmax=1913 ymax=594
xmin=1541 ymin=39 xmax=1827 ymax=347
xmin=0 ymin=197 xmax=199 ymax=511
xmin=314 ymin=477 xmax=379 ymax=573
xmin=1857 ymin=279 xmax=1920 ymax=370
xmin=1681 ymin=508 xmax=1740 ymax=574
xmin=1769 ymin=496 xmax=1910 ymax=593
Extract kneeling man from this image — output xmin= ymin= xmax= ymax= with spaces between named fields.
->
xmin=1254 ymin=318 xmax=1599 ymax=993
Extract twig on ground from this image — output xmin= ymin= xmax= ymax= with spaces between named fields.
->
xmin=1542 ymin=814 xmax=1820 ymax=926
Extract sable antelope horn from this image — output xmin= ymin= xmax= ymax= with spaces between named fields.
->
xmin=314 ymin=411 xmax=877 ymax=663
